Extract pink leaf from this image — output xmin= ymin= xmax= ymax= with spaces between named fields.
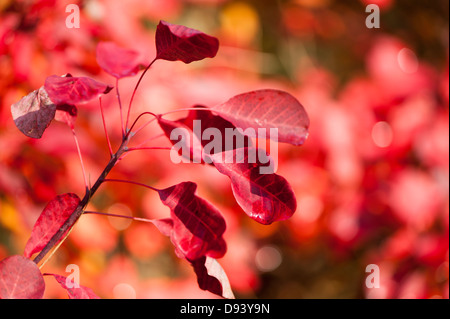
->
xmin=24 ymin=193 xmax=81 ymax=258
xmin=44 ymin=75 xmax=113 ymax=106
xmin=0 ymin=255 xmax=45 ymax=299
xmin=44 ymin=273 xmax=100 ymax=299
xmin=55 ymin=104 xmax=77 ymax=130
xmin=190 ymin=256 xmax=235 ymax=299
xmin=155 ymin=20 xmax=219 ymax=64
xmin=210 ymin=148 xmax=297 ymax=225
xmin=10 ymin=86 xmax=56 ymax=139
xmin=96 ymin=41 xmax=144 ymax=79
xmin=157 ymin=182 xmax=227 ymax=260
xmin=210 ymin=89 xmax=310 ymax=145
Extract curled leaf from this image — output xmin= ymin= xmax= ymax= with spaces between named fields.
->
xmin=155 ymin=20 xmax=219 ymax=64
xmin=55 ymin=104 xmax=77 ymax=130
xmin=190 ymin=256 xmax=235 ymax=299
xmin=0 ymin=255 xmax=45 ymax=299
xmin=157 ymin=182 xmax=227 ymax=260
xmin=11 ymin=86 xmax=56 ymax=139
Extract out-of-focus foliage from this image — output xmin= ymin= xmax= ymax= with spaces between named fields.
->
xmin=0 ymin=0 xmax=448 ymax=298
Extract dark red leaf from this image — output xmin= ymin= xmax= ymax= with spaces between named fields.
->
xmin=44 ymin=75 xmax=113 ymax=106
xmin=96 ymin=41 xmax=144 ymax=79
xmin=24 ymin=193 xmax=81 ymax=258
xmin=155 ymin=20 xmax=219 ymax=64
xmin=210 ymin=89 xmax=310 ymax=145
xmin=210 ymin=148 xmax=297 ymax=225
xmin=157 ymin=115 xmax=204 ymax=163
xmin=44 ymin=273 xmax=100 ymax=299
xmin=10 ymin=86 xmax=56 ymax=139
xmin=190 ymin=256 xmax=235 ymax=299
xmin=180 ymin=106 xmax=253 ymax=155
xmin=157 ymin=182 xmax=227 ymax=260
xmin=0 ymin=255 xmax=45 ymax=299
xmin=158 ymin=107 xmax=253 ymax=164
xmin=55 ymin=104 xmax=77 ymax=130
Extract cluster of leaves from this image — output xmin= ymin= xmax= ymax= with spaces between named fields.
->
xmin=0 ymin=21 xmax=309 ymax=299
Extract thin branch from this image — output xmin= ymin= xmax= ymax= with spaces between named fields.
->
xmin=99 ymin=96 xmax=114 ymax=157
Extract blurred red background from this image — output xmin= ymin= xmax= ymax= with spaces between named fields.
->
xmin=0 ymin=0 xmax=448 ymax=299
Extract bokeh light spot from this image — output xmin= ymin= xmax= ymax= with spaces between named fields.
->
xmin=372 ymin=121 xmax=393 ymax=148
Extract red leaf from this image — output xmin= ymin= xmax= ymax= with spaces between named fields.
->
xmin=44 ymin=273 xmax=100 ymax=299
xmin=55 ymin=104 xmax=77 ymax=130
xmin=210 ymin=148 xmax=297 ymax=225
xmin=157 ymin=107 xmax=253 ymax=164
xmin=0 ymin=255 xmax=45 ymax=299
xmin=210 ymin=89 xmax=310 ymax=145
xmin=24 ymin=193 xmax=81 ymax=258
xmin=44 ymin=75 xmax=113 ymax=106
xmin=157 ymin=182 xmax=227 ymax=260
xmin=10 ymin=86 xmax=56 ymax=139
xmin=157 ymin=115 xmax=204 ymax=163
xmin=180 ymin=106 xmax=253 ymax=154
xmin=96 ymin=41 xmax=144 ymax=79
xmin=190 ymin=256 xmax=235 ymax=299
xmin=155 ymin=20 xmax=219 ymax=64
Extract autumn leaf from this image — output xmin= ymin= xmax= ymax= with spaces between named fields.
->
xmin=10 ymin=86 xmax=56 ymax=139
xmin=155 ymin=20 xmax=219 ymax=64
xmin=0 ymin=255 xmax=45 ymax=299
xmin=24 ymin=193 xmax=81 ymax=258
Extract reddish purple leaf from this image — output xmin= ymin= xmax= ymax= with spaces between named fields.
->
xmin=44 ymin=75 xmax=112 ymax=106
xmin=190 ymin=256 xmax=235 ymax=299
xmin=157 ymin=115 xmax=204 ymax=163
xmin=24 ymin=193 xmax=81 ymax=258
xmin=96 ymin=41 xmax=144 ymax=79
xmin=0 ymin=255 xmax=45 ymax=299
xmin=149 ymin=219 xmax=233 ymax=298
xmin=155 ymin=20 xmax=219 ymax=64
xmin=55 ymin=104 xmax=77 ymax=130
xmin=44 ymin=273 xmax=100 ymax=299
xmin=210 ymin=89 xmax=310 ymax=146
xmin=180 ymin=106 xmax=253 ymax=155
xmin=157 ymin=182 xmax=227 ymax=260
xmin=10 ymin=86 xmax=56 ymax=139
xmin=158 ymin=107 xmax=253 ymax=164
xmin=210 ymin=148 xmax=297 ymax=225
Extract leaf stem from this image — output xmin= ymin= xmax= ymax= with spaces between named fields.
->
xmin=84 ymin=210 xmax=155 ymax=223
xmin=125 ymin=57 xmax=157 ymax=131
xmin=103 ymin=178 xmax=160 ymax=192
xmin=71 ymin=128 xmax=89 ymax=191
xmin=33 ymin=137 xmax=130 ymax=265
xmin=99 ymin=96 xmax=114 ymax=157
xmin=116 ymin=78 xmax=125 ymax=137
xmin=126 ymin=146 xmax=172 ymax=152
